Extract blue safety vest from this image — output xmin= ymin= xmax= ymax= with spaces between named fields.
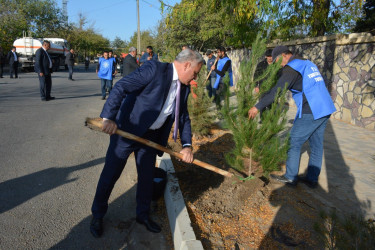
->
xmin=287 ymin=59 xmax=336 ymax=120
xmin=214 ymin=56 xmax=233 ymax=89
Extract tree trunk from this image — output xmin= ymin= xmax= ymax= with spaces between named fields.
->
xmin=311 ymin=0 xmax=331 ymax=36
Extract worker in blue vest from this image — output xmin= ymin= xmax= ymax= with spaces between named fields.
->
xmin=248 ymin=46 xmax=336 ymax=188
xmin=211 ymin=46 xmax=233 ymax=109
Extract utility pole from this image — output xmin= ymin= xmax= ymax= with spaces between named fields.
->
xmin=62 ymin=0 xmax=68 ymax=25
xmin=137 ymin=0 xmax=141 ymax=53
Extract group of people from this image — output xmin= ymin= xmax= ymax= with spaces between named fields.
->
xmin=2 ymin=41 xmax=335 ymax=238
xmin=96 ymin=46 xmax=159 ymax=100
xmin=88 ymin=43 xmax=336 ymax=238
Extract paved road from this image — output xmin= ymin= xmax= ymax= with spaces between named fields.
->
xmin=0 ymin=66 xmax=170 ymax=249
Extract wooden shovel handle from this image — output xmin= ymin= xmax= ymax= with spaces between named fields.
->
xmin=86 ymin=118 xmax=233 ymax=178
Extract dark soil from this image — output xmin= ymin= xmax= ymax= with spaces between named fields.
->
xmin=168 ymin=126 xmax=325 ymax=249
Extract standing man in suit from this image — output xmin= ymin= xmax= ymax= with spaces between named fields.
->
xmin=122 ymin=47 xmax=139 ymax=76
xmin=65 ymin=48 xmax=75 ymax=81
xmin=90 ymin=49 xmax=204 ymax=238
xmin=35 ymin=41 xmax=55 ymax=101
xmin=0 ymin=46 xmax=5 ymax=78
xmin=7 ymin=46 xmax=19 ymax=79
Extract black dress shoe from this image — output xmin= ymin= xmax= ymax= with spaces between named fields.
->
xmin=299 ymin=176 xmax=318 ymax=189
xmin=90 ymin=217 xmax=103 ymax=238
xmin=270 ymin=174 xmax=297 ymax=186
xmin=47 ymin=96 xmax=55 ymax=100
xmin=136 ymin=217 xmax=161 ymax=233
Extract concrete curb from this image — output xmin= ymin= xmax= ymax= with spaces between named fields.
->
xmin=157 ymin=155 xmax=204 ymax=250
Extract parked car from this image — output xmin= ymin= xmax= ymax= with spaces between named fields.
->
xmin=94 ymin=57 xmax=99 ymax=63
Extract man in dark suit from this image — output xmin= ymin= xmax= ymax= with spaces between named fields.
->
xmin=90 ymin=49 xmax=204 ymax=238
xmin=7 ymin=46 xmax=19 ymax=78
xmin=65 ymin=48 xmax=75 ymax=80
xmin=34 ymin=40 xmax=55 ymax=101
xmin=122 ymin=46 xmax=139 ymax=76
xmin=0 ymin=46 xmax=5 ymax=78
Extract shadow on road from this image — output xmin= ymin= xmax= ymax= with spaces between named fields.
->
xmin=0 ymin=157 xmax=105 ymax=214
xmin=259 ymin=119 xmax=370 ymax=248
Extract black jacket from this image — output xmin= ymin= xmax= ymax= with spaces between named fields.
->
xmin=34 ymin=48 xmax=52 ymax=75
xmin=122 ymin=54 xmax=139 ymax=76
xmin=7 ymin=51 xmax=19 ymax=65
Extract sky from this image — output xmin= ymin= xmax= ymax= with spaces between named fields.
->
xmin=61 ymin=0 xmax=180 ymax=42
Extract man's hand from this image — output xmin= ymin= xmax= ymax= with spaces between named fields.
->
xmin=180 ymin=147 xmax=193 ymax=163
xmin=102 ymin=119 xmax=117 ymax=135
xmin=39 ymin=73 xmax=44 ymax=77
xmin=248 ymin=107 xmax=259 ymax=119
xmin=211 ymin=65 xmax=215 ymax=70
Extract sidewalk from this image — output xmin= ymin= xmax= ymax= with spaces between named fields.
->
xmin=285 ymin=106 xmax=375 ymax=218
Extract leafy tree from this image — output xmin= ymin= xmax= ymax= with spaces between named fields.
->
xmin=266 ymin=0 xmax=365 ymax=40
xmin=0 ymin=0 xmax=64 ymax=50
xmin=353 ymin=0 xmax=375 ymax=33
xmin=221 ymin=34 xmax=289 ymax=176
xmin=128 ymin=30 xmax=156 ymax=53
xmin=112 ymin=36 xmax=127 ymax=50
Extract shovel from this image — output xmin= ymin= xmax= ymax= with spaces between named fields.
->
xmin=85 ymin=118 xmax=233 ymax=178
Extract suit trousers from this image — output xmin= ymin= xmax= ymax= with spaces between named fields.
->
xmin=9 ymin=62 xmax=18 ymax=78
xmin=38 ymin=74 xmax=52 ymax=99
xmin=91 ymin=129 xmax=160 ymax=220
xmin=0 ymin=63 xmax=3 ymax=77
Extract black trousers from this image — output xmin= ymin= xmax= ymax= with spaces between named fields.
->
xmin=0 ymin=63 xmax=3 ymax=77
xmin=9 ymin=62 xmax=18 ymax=78
xmin=38 ymin=74 xmax=52 ymax=99
xmin=91 ymin=129 xmax=161 ymax=221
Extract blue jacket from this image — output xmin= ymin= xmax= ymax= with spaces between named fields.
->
xmin=100 ymin=61 xmax=192 ymax=153
xmin=287 ymin=59 xmax=336 ymax=120
xmin=139 ymin=52 xmax=158 ymax=64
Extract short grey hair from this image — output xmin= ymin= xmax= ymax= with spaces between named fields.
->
xmin=175 ymin=49 xmax=204 ymax=65
xmin=129 ymin=47 xmax=137 ymax=53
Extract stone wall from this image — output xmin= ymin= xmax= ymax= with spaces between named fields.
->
xmin=226 ymin=32 xmax=375 ymax=130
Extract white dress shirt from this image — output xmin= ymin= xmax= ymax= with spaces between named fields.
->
xmin=42 ymin=47 xmax=52 ymax=68
xmin=149 ymin=63 xmax=179 ymax=130
xmin=12 ymin=51 xmax=18 ymax=61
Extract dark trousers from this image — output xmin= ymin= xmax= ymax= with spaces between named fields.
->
xmin=68 ymin=65 xmax=73 ymax=79
xmin=9 ymin=62 xmax=18 ymax=78
xmin=38 ymin=74 xmax=52 ymax=99
xmin=0 ymin=63 xmax=3 ymax=77
xmin=100 ymin=79 xmax=111 ymax=98
xmin=91 ymin=130 xmax=159 ymax=220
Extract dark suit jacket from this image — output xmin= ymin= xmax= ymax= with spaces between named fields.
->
xmin=122 ymin=54 xmax=139 ymax=76
xmin=34 ymin=48 xmax=52 ymax=75
xmin=100 ymin=60 xmax=192 ymax=153
xmin=65 ymin=52 xmax=75 ymax=66
xmin=7 ymin=51 xmax=19 ymax=65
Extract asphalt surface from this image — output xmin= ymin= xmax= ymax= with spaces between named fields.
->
xmin=0 ymin=65 xmax=170 ymax=249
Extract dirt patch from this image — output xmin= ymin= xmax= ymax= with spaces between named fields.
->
xmin=168 ymin=126 xmax=325 ymax=249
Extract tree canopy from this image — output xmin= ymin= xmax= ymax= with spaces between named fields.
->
xmin=0 ymin=0 xmax=64 ymax=50
xmin=156 ymin=0 xmax=365 ymax=53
